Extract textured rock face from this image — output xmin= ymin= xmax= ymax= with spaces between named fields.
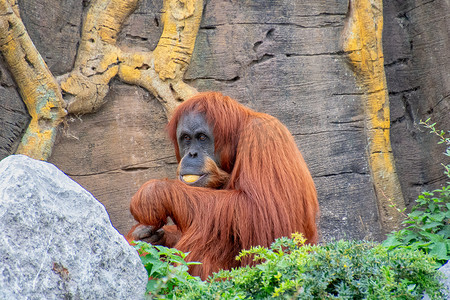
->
xmin=383 ymin=0 xmax=450 ymax=208
xmin=0 ymin=155 xmax=147 ymax=299
xmin=0 ymin=0 xmax=448 ymax=242
xmin=439 ymin=263 xmax=450 ymax=297
xmin=423 ymin=262 xmax=450 ymax=300
xmin=44 ymin=0 xmax=383 ymax=242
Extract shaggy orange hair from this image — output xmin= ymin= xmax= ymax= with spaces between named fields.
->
xmin=128 ymin=92 xmax=319 ymax=279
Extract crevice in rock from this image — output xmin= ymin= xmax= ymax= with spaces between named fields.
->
xmin=248 ymin=53 xmax=275 ymax=68
xmin=384 ymin=57 xmax=410 ymax=68
xmin=314 ymin=171 xmax=368 ymax=179
xmin=388 ymin=86 xmax=420 ymax=96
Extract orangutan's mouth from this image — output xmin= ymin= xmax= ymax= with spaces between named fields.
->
xmin=180 ymin=174 xmax=206 ymax=184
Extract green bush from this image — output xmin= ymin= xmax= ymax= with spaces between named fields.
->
xmin=133 ymin=241 xmax=202 ymax=298
xmin=135 ymin=119 xmax=449 ymax=299
xmin=383 ymin=120 xmax=450 ymax=265
xmin=136 ymin=234 xmax=445 ymax=299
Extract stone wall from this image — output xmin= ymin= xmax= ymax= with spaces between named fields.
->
xmin=0 ymin=0 xmax=448 ymax=242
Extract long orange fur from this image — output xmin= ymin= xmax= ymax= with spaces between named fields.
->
xmin=128 ymin=92 xmax=319 ymax=279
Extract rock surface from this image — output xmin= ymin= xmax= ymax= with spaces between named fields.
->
xmin=383 ymin=0 xmax=450 ymax=208
xmin=0 ymin=0 xmax=448 ymax=241
xmin=46 ymin=0 xmax=383 ymax=242
xmin=423 ymin=262 xmax=450 ymax=300
xmin=439 ymin=262 xmax=450 ymax=297
xmin=0 ymin=155 xmax=147 ymax=299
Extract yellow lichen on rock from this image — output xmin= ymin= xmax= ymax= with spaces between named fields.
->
xmin=2 ymin=0 xmax=202 ymax=159
xmin=58 ymin=0 xmax=137 ymax=114
xmin=0 ymin=0 xmax=66 ymax=160
xmin=6 ymin=0 xmax=18 ymax=16
xmin=59 ymin=0 xmax=200 ymax=116
xmin=153 ymin=0 xmax=204 ymax=81
xmin=342 ymin=0 xmax=405 ymax=233
xmin=118 ymin=0 xmax=202 ymax=115
xmin=118 ymin=51 xmax=198 ymax=115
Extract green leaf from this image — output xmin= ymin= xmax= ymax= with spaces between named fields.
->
xmin=408 ymin=210 xmax=424 ymax=219
xmin=428 ymin=203 xmax=437 ymax=212
xmin=169 ymin=255 xmax=186 ymax=264
xmin=437 ymin=225 xmax=450 ymax=238
xmin=421 ymin=222 xmax=444 ymax=231
xmin=428 ymin=242 xmax=449 ymax=260
xmin=149 ymin=260 xmax=167 ymax=277
xmin=382 ymin=236 xmax=403 ymax=249
xmin=146 ymin=279 xmax=158 ymax=293
xmin=429 ymin=212 xmax=447 ymax=222
xmin=419 ymin=231 xmax=444 ymax=243
xmin=407 ymin=284 xmax=416 ymax=292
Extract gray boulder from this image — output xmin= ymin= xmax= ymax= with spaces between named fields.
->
xmin=0 ymin=155 xmax=147 ymax=299
xmin=423 ymin=262 xmax=450 ymax=300
xmin=440 ymin=262 xmax=450 ymax=297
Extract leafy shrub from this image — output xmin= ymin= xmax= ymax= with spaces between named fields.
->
xmin=133 ymin=241 xmax=202 ymax=298
xmin=135 ymin=120 xmax=449 ymax=299
xmin=383 ymin=120 xmax=450 ymax=265
xmin=136 ymin=234 xmax=444 ymax=299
